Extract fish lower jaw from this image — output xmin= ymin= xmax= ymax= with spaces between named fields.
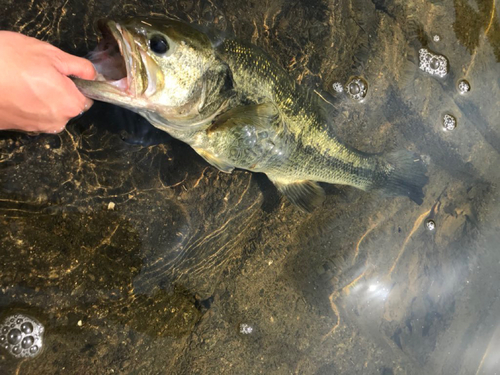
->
xmin=107 ymin=77 xmax=129 ymax=91
xmin=92 ymin=73 xmax=134 ymax=97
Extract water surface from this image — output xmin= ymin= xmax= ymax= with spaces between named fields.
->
xmin=1 ymin=0 xmax=499 ymax=374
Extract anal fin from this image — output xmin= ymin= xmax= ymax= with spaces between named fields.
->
xmin=194 ymin=148 xmax=235 ymax=173
xmin=271 ymin=178 xmax=325 ymax=213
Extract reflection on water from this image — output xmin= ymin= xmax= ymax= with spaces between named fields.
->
xmin=1 ymin=0 xmax=499 ymax=374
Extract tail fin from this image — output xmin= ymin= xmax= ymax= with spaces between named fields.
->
xmin=374 ymin=151 xmax=429 ymax=204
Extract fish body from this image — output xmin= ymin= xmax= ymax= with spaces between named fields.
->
xmin=74 ymin=18 xmax=427 ymax=211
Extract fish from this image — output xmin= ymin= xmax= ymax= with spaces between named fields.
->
xmin=73 ymin=17 xmax=428 ymax=212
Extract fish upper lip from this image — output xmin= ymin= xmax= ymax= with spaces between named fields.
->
xmin=96 ymin=19 xmax=133 ymax=94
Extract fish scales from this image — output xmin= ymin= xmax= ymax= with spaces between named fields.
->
xmin=73 ymin=18 xmax=428 ymax=211
xmin=218 ymin=39 xmax=379 ymax=186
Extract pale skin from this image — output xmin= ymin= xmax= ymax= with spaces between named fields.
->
xmin=0 ymin=31 xmax=96 ymax=133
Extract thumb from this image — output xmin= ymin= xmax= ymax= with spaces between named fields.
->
xmin=54 ymin=50 xmax=97 ymax=80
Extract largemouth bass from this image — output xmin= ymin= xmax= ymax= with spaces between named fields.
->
xmin=74 ymin=18 xmax=428 ymax=212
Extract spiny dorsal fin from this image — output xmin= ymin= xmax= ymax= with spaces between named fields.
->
xmin=272 ymin=178 xmax=325 ymax=212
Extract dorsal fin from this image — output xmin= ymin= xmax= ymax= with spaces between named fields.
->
xmin=299 ymin=86 xmax=341 ymax=131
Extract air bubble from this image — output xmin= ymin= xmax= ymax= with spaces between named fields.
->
xmin=458 ymin=79 xmax=470 ymax=94
xmin=21 ymin=322 xmax=33 ymax=334
xmin=443 ymin=114 xmax=457 ymax=131
xmin=419 ymin=48 xmax=448 ymax=77
xmin=426 ymin=219 xmax=436 ymax=231
xmin=332 ymin=82 xmax=344 ymax=93
xmin=7 ymin=329 xmax=22 ymax=345
xmin=349 ymin=82 xmax=360 ymax=94
xmin=430 ymin=58 xmax=440 ymax=70
xmin=21 ymin=336 xmax=34 ymax=349
xmin=1 ymin=314 xmax=44 ymax=359
xmin=433 ymin=35 xmax=440 ymax=42
xmin=345 ymin=77 xmax=368 ymax=101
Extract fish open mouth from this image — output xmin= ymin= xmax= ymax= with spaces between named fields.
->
xmin=87 ymin=20 xmax=131 ymax=93
xmin=73 ymin=19 xmax=164 ymax=114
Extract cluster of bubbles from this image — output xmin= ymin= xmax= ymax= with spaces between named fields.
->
xmin=0 ymin=314 xmax=44 ymax=359
xmin=426 ymin=219 xmax=436 ymax=231
xmin=239 ymin=323 xmax=254 ymax=335
xmin=344 ymin=77 xmax=368 ymax=101
xmin=419 ymin=48 xmax=449 ymax=78
xmin=442 ymin=114 xmax=457 ymax=131
xmin=331 ymin=82 xmax=344 ymax=93
xmin=331 ymin=77 xmax=368 ymax=101
xmin=441 ymin=78 xmax=471 ymax=132
xmin=457 ymin=79 xmax=471 ymax=94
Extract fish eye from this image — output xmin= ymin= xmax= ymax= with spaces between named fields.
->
xmin=149 ymin=34 xmax=169 ymax=55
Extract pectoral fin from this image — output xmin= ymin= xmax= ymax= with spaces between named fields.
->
xmin=208 ymin=102 xmax=282 ymax=134
xmin=271 ymin=178 xmax=325 ymax=212
xmin=194 ymin=148 xmax=235 ymax=173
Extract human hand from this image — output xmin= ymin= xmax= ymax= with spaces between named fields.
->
xmin=0 ymin=31 xmax=96 ymax=133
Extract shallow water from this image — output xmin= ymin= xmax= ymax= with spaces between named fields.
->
xmin=1 ymin=0 xmax=500 ymax=373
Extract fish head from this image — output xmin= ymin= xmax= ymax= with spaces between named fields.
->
xmin=75 ymin=18 xmax=231 ymax=131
